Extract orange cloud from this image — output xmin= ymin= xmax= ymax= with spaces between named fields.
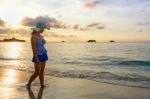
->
xmin=83 ymin=0 xmax=103 ymax=9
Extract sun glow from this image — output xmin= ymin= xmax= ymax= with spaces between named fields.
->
xmin=9 ymin=21 xmax=20 ymax=28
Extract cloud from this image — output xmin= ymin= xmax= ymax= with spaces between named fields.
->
xmin=0 ymin=18 xmax=10 ymax=33
xmin=21 ymin=16 xmax=52 ymax=27
xmin=86 ymin=22 xmax=105 ymax=30
xmin=0 ymin=28 xmax=10 ymax=33
xmin=21 ymin=17 xmax=36 ymax=27
xmin=87 ymin=22 xmax=100 ymax=27
xmin=21 ymin=16 xmax=88 ymax=31
xmin=0 ymin=27 xmax=31 ymax=36
xmin=73 ymin=24 xmax=79 ymax=30
xmin=0 ymin=18 xmax=6 ymax=27
xmin=21 ymin=16 xmax=70 ymax=29
xmin=21 ymin=15 xmax=92 ymax=32
xmin=72 ymin=24 xmax=88 ymax=31
xmin=97 ymin=26 xmax=105 ymax=29
xmin=80 ymin=27 xmax=88 ymax=31
xmin=49 ymin=32 xmax=77 ymax=38
xmin=137 ymin=22 xmax=149 ymax=26
xmin=138 ymin=30 xmax=143 ymax=32
xmin=83 ymin=0 xmax=103 ymax=9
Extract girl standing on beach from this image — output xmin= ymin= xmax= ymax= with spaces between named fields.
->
xmin=27 ymin=22 xmax=50 ymax=88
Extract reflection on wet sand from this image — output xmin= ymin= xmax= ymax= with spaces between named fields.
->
xmin=1 ymin=68 xmax=29 ymax=84
xmin=0 ymin=68 xmax=150 ymax=99
xmin=27 ymin=87 xmax=45 ymax=99
xmin=4 ymin=69 xmax=16 ymax=84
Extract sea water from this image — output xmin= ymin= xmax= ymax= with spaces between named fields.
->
xmin=0 ymin=42 xmax=150 ymax=88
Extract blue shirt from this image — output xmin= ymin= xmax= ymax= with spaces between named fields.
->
xmin=36 ymin=37 xmax=47 ymax=55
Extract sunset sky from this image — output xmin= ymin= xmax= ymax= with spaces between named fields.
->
xmin=0 ymin=0 xmax=150 ymax=42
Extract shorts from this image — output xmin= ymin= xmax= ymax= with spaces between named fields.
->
xmin=32 ymin=53 xmax=48 ymax=62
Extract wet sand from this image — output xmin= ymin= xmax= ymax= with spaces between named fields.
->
xmin=0 ymin=68 xmax=150 ymax=99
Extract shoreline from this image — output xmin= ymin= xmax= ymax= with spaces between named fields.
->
xmin=0 ymin=68 xmax=150 ymax=99
xmin=1 ymin=66 xmax=150 ymax=89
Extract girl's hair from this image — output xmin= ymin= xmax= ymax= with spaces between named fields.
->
xmin=31 ymin=30 xmax=36 ymax=35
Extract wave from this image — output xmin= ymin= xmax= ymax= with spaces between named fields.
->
xmin=1 ymin=55 xmax=150 ymax=67
xmin=37 ymin=70 xmax=150 ymax=88
xmin=1 ymin=66 xmax=150 ymax=89
xmin=117 ymin=60 xmax=150 ymax=66
xmin=63 ymin=56 xmax=150 ymax=67
xmin=0 ymin=57 xmax=29 ymax=60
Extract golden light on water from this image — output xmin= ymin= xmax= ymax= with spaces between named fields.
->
xmin=4 ymin=69 xmax=16 ymax=84
xmin=7 ymin=42 xmax=20 ymax=58
xmin=4 ymin=42 xmax=22 ymax=66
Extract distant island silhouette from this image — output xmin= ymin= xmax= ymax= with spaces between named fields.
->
xmin=0 ymin=38 xmax=26 ymax=42
xmin=109 ymin=40 xmax=115 ymax=43
xmin=61 ymin=41 xmax=65 ymax=42
xmin=87 ymin=40 xmax=96 ymax=42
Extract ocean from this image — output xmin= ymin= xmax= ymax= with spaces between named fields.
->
xmin=0 ymin=42 xmax=150 ymax=88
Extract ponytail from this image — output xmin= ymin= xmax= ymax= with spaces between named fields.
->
xmin=31 ymin=30 xmax=36 ymax=35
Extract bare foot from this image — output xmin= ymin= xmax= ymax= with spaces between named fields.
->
xmin=41 ymin=84 xmax=48 ymax=88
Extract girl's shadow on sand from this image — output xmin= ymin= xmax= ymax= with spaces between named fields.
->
xmin=27 ymin=87 xmax=44 ymax=99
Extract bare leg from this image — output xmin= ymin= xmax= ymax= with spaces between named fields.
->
xmin=27 ymin=62 xmax=41 ymax=87
xmin=39 ymin=61 xmax=46 ymax=87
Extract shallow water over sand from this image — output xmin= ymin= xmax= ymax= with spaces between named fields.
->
xmin=0 ymin=42 xmax=150 ymax=88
